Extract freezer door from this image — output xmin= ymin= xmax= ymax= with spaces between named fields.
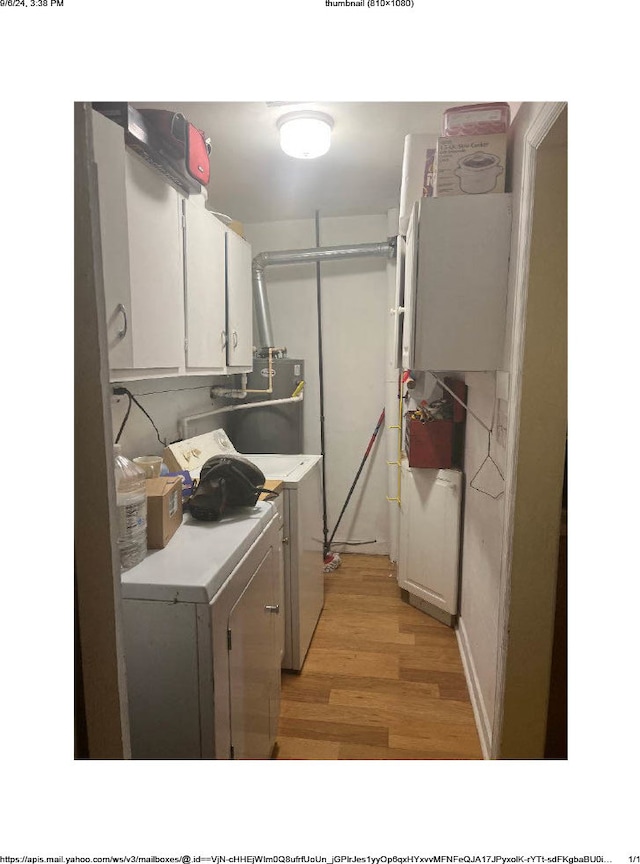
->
xmin=401 ymin=202 xmax=420 ymax=371
xmin=392 ymin=235 xmax=406 ymax=371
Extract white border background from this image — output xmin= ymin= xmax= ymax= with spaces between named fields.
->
xmin=0 ymin=0 xmax=635 ymax=856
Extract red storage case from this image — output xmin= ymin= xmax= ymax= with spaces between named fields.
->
xmin=406 ymin=419 xmax=454 ymax=468
xmin=405 ymin=377 xmax=467 ymax=469
xmin=442 ymin=102 xmax=510 ymax=137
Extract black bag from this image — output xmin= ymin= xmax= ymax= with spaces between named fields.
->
xmin=188 ymin=454 xmax=273 ymax=522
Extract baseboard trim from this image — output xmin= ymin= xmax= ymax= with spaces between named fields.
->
xmin=456 ymin=616 xmax=492 ymax=759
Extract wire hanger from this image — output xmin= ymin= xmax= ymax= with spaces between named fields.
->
xmin=469 ymin=401 xmax=505 ymax=500
xmin=426 ymin=371 xmax=505 ymax=499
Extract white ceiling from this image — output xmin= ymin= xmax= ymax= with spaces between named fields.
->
xmin=132 ymin=101 xmax=520 ymax=224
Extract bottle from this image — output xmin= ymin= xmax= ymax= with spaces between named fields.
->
xmin=113 ymin=444 xmax=147 ymax=570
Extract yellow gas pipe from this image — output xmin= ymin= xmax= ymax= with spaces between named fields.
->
xmin=386 ymin=368 xmax=403 ymax=507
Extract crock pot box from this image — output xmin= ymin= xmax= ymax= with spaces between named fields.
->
xmin=164 ymin=429 xmax=238 ymax=480
xmin=434 ymin=133 xmax=507 ymax=197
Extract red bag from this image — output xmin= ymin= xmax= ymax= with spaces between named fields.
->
xmin=138 ymin=109 xmax=211 ymax=188
xmin=186 ymin=123 xmax=210 ymax=185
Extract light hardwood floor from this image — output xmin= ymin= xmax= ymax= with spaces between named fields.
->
xmin=274 ymin=553 xmax=482 ymax=760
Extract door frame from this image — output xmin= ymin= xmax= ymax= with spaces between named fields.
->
xmin=75 ymin=102 xmax=131 ymax=758
xmin=491 ymin=102 xmax=568 ymax=758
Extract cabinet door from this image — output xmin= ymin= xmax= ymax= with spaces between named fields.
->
xmin=91 ymin=110 xmax=133 ymax=371
xmin=122 ymin=599 xmax=202 ymax=759
xmin=391 ymin=235 xmax=406 ymax=373
xmin=412 ymin=194 xmax=512 ymax=372
xmin=402 ymin=202 xmax=419 ymax=371
xmin=398 ymin=464 xmax=462 ymax=615
xmin=123 ymin=150 xmax=184 ymax=372
xmin=225 ymin=229 xmax=253 ymax=370
xmin=228 ymin=546 xmax=279 ymax=759
xmin=183 ymin=198 xmax=227 ymax=373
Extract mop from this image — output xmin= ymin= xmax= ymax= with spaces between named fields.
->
xmin=323 ymin=408 xmax=385 ymax=572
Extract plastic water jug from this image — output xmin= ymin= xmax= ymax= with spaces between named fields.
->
xmin=114 ymin=444 xmax=147 ymax=570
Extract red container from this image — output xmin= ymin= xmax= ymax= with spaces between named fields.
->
xmin=444 ymin=377 xmax=467 ymax=423
xmin=442 ymin=102 xmax=510 ymax=137
xmin=406 ymin=419 xmax=454 ymax=469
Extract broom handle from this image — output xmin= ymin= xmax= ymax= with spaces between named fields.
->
xmin=328 ymin=409 xmax=385 ymax=549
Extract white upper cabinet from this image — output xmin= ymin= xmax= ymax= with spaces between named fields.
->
xmin=225 ymin=228 xmax=254 ymax=370
xmin=183 ymin=197 xmax=227 ymax=373
xmin=91 ymin=109 xmax=254 ymax=382
xmin=405 ymin=193 xmax=512 ymax=372
xmin=91 ymin=110 xmax=134 ymax=371
xmin=123 ymin=150 xmax=185 ymax=374
xmin=402 ymin=205 xmax=419 ymax=371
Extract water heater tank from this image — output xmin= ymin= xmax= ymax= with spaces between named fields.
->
xmin=228 ymin=358 xmax=304 ymax=454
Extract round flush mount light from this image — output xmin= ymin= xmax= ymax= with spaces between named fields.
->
xmin=277 ymin=111 xmax=334 ymax=159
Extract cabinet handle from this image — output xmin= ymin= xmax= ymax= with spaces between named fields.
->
xmin=282 ymin=537 xmax=289 ymax=545
xmin=232 ymin=330 xmax=238 ymax=348
xmin=116 ymin=303 xmax=128 ymax=340
xmin=220 ymin=330 xmax=227 ymax=348
xmin=264 ymin=604 xmax=280 ymax=614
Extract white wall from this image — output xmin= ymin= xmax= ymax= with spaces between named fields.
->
xmin=457 ymin=370 xmax=506 ymax=751
xmin=244 ymin=214 xmax=391 ymax=555
xmin=496 ymin=105 xmax=567 ymax=758
xmin=456 ymin=102 xmax=551 ymax=755
xmin=110 ymin=375 xmax=234 ymax=461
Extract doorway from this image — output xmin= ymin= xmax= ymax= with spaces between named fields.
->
xmin=494 ymin=105 xmax=568 ymax=758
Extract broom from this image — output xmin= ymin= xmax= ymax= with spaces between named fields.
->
xmin=323 ymin=408 xmax=385 ymax=572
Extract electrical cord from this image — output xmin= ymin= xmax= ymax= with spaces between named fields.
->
xmin=113 ymin=386 xmax=166 ymax=447
xmin=330 ymin=539 xmax=377 ymax=546
xmin=114 ymin=390 xmax=132 ymax=443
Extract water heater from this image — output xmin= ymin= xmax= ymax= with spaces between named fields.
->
xmin=228 ymin=358 xmax=304 ymax=454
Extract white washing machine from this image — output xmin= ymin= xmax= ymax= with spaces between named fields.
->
xmin=241 ymin=453 xmax=324 ymax=671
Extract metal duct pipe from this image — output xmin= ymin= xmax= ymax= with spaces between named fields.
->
xmin=252 ymin=239 xmax=396 ymax=350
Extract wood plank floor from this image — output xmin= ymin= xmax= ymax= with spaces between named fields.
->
xmin=274 ymin=553 xmax=482 ymax=760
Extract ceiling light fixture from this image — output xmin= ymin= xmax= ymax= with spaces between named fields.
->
xmin=277 ymin=111 xmax=333 ymax=159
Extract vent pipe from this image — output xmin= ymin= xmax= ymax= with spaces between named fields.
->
xmin=252 ymin=239 xmax=395 ymax=350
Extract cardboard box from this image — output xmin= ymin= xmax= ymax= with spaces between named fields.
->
xmin=399 ymin=133 xmax=438 ymax=233
xmin=166 ymin=470 xmax=194 ymax=504
xmin=145 ymin=476 xmax=183 ymax=549
xmin=434 ymin=133 xmax=507 ymax=197
xmin=424 ymin=148 xmax=436 ymax=198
